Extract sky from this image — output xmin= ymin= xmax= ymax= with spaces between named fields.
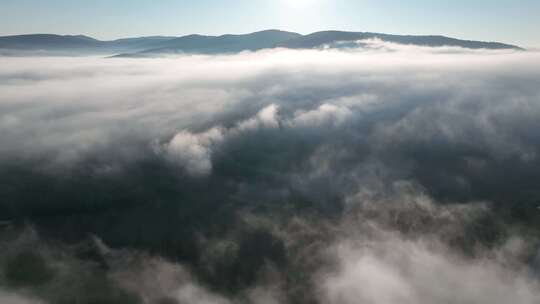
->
xmin=0 ymin=0 xmax=539 ymax=47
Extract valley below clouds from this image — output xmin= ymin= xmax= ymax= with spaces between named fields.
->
xmin=1 ymin=43 xmax=540 ymax=304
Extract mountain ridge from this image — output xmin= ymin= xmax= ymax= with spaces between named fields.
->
xmin=277 ymin=30 xmax=521 ymax=50
xmin=0 ymin=30 xmax=524 ymax=57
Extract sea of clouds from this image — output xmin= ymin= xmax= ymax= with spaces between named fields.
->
xmin=1 ymin=42 xmax=539 ymax=304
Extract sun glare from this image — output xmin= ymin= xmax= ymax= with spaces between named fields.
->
xmin=283 ymin=0 xmax=316 ymax=9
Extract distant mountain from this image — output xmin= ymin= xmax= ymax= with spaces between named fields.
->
xmin=276 ymin=31 xmax=523 ymax=50
xmin=0 ymin=34 xmax=101 ymax=50
xmin=0 ymin=34 xmax=177 ymax=55
xmin=117 ymin=30 xmax=303 ymax=57
xmin=107 ymin=36 xmax=177 ymax=50
xmin=0 ymin=30 xmax=523 ymax=57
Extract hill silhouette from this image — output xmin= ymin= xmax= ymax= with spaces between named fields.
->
xmin=0 ymin=30 xmax=523 ymax=57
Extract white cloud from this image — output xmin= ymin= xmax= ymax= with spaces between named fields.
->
xmin=291 ymin=103 xmax=352 ymax=127
xmin=167 ymin=128 xmax=224 ymax=176
xmin=321 ymin=236 xmax=540 ymax=304
xmin=237 ymin=104 xmax=280 ymax=132
xmin=165 ymin=104 xmax=280 ymax=176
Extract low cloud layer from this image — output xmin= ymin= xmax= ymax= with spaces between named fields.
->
xmin=320 ymin=186 xmax=540 ymax=304
xmin=322 ymin=236 xmax=540 ymax=304
xmin=1 ymin=43 xmax=539 ymax=303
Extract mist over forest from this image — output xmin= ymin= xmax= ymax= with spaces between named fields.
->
xmin=1 ymin=41 xmax=540 ymax=304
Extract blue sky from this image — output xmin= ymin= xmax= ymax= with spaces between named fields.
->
xmin=1 ymin=0 xmax=538 ymax=47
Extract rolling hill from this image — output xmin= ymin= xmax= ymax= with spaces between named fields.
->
xmin=0 ymin=30 xmax=523 ymax=57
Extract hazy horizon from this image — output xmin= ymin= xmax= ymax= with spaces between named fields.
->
xmin=0 ymin=28 xmax=530 ymax=48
